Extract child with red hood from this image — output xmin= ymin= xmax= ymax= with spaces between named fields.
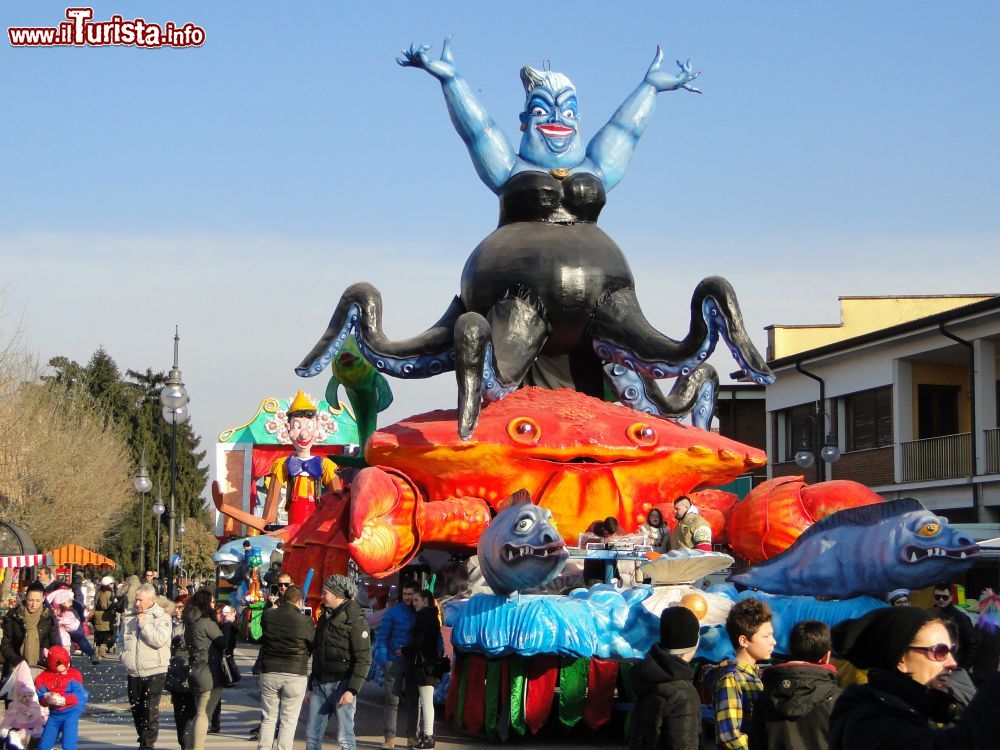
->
xmin=34 ymin=644 xmax=88 ymax=750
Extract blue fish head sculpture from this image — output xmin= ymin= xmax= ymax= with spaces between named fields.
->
xmin=895 ymin=509 xmax=979 ymax=575
xmin=478 ymin=490 xmax=569 ymax=596
xmin=729 ymin=498 xmax=980 ymax=599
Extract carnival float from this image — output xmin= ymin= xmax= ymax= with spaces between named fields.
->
xmin=212 ymin=39 xmax=983 ymax=738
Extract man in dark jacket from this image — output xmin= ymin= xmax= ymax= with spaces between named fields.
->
xmin=306 ymin=575 xmax=372 ymax=750
xmin=751 ymin=620 xmax=840 ymax=750
xmin=630 ymin=605 xmax=701 ymax=750
xmin=0 ymin=582 xmax=61 ymax=681
xmin=932 ymin=584 xmax=977 ymax=671
xmin=257 ymin=584 xmax=314 ymax=750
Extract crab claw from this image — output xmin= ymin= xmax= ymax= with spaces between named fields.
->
xmin=349 ymin=467 xmax=423 ymax=576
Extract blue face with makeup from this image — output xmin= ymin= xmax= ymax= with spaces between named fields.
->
xmin=517 ymin=69 xmax=585 ymax=168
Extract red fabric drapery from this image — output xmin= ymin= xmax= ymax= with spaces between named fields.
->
xmin=524 ymin=655 xmax=559 ymax=734
xmin=582 ymin=658 xmax=619 ymax=731
xmin=462 ymin=654 xmax=489 ymax=734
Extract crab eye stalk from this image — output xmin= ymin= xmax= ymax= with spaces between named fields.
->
xmin=627 ymin=422 xmax=658 ymax=447
xmin=507 ymin=417 xmax=542 ymax=445
xmin=917 ymin=521 xmax=941 ymax=537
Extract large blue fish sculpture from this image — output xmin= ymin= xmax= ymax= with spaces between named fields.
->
xmin=478 ymin=489 xmax=569 ymax=596
xmin=728 ymin=498 xmax=979 ymax=598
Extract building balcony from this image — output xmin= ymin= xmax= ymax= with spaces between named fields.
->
xmin=900 ymin=433 xmax=972 ymax=482
xmin=987 ymin=427 xmax=1000 ymax=475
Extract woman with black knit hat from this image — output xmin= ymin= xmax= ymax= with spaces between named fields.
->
xmin=830 ymin=606 xmax=1000 ymax=749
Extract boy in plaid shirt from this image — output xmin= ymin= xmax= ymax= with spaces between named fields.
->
xmin=707 ymin=598 xmax=775 ymax=750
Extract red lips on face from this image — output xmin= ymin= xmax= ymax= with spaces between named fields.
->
xmin=537 ymin=124 xmax=574 ymax=138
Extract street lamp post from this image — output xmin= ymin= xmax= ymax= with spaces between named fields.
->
xmin=178 ymin=518 xmax=186 ymax=580
xmin=160 ymin=327 xmax=190 ymax=600
xmin=794 ymin=410 xmax=841 ymax=483
xmin=152 ymin=487 xmax=165 ymax=578
xmin=793 ymin=362 xmax=840 ymax=483
xmin=133 ymin=450 xmax=153 ymax=573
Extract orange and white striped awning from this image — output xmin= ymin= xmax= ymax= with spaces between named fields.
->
xmin=47 ymin=544 xmax=116 ymax=568
xmin=0 ymin=553 xmax=53 ymax=569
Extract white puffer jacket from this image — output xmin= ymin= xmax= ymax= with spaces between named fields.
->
xmin=119 ymin=603 xmax=172 ymax=677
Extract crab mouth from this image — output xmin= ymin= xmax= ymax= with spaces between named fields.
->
xmin=902 ymin=544 xmax=979 ymax=563
xmin=501 ymin=542 xmax=568 ymax=562
xmin=529 ymin=454 xmax=639 ymax=466
xmin=537 ymin=124 xmax=574 ymax=138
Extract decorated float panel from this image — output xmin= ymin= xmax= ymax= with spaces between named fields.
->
xmin=213 ymin=394 xmax=359 ymax=538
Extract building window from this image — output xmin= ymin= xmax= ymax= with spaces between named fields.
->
xmin=917 ymin=384 xmax=960 ymax=439
xmin=783 ymin=403 xmax=814 ymax=461
xmin=846 ymin=386 xmax=892 ymax=450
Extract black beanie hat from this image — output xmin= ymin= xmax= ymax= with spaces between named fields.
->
xmin=832 ymin=607 xmax=937 ymax=670
xmin=660 ymin=605 xmax=701 ymax=653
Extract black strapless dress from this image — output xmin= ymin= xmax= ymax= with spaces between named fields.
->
xmin=459 ymin=171 xmax=634 ymax=396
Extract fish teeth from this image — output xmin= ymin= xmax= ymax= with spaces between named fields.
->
xmin=960 ymin=551 xmax=967 ymax=558
xmin=910 ymin=552 xmax=918 ymax=562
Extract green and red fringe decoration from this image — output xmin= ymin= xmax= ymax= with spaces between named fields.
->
xmin=446 ymin=652 xmax=636 ymax=739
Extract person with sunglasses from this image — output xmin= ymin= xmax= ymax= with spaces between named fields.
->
xmin=829 ymin=607 xmax=1000 ymax=749
xmin=267 ymin=575 xmax=295 ymax=609
xmin=931 ymin=584 xmax=978 ymax=671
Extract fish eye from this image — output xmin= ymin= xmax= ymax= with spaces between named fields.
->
xmin=507 ymin=417 xmax=541 ymax=444
xmin=514 ymin=515 xmax=535 ymax=534
xmin=627 ymin=422 xmax=658 ymax=447
xmin=917 ymin=520 xmax=941 ymax=537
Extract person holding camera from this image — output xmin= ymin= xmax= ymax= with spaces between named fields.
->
xmin=256 ymin=584 xmax=314 ymax=750
xmin=400 ymin=589 xmax=445 ymax=749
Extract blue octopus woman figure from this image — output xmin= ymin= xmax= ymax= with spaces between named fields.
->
xmin=298 ymin=39 xmax=773 ymax=439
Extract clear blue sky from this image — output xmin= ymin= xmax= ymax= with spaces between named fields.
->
xmin=2 ymin=1 xmax=998 ymax=491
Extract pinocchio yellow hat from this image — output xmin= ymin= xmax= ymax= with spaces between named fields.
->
xmin=288 ymin=390 xmax=317 ymax=414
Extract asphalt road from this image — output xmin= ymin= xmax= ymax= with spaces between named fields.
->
xmin=66 ymin=645 xmax=630 ymax=749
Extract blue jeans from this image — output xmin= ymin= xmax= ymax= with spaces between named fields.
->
xmin=39 ymin=709 xmax=81 ymax=750
xmin=305 ymin=680 xmax=356 ymax=750
xmin=69 ymin=626 xmax=95 ymax=658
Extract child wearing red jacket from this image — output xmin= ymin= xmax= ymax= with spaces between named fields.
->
xmin=34 ymin=644 xmax=88 ymax=750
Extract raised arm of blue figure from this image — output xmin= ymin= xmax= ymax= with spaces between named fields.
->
xmin=398 ymin=37 xmax=517 ymax=194
xmin=586 ymin=48 xmax=701 ymax=191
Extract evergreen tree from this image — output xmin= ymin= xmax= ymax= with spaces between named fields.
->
xmin=46 ymin=350 xmax=211 ymax=575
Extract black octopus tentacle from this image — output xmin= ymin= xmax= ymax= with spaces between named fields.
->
xmin=296 ymin=282 xmax=465 ymax=380
xmin=604 ymin=363 xmax=719 ymax=428
xmin=456 ymin=289 xmax=550 ymax=439
xmin=454 ymin=312 xmax=491 ymax=440
xmin=588 ymin=277 xmax=774 ymax=385
xmin=485 ymin=286 xmax=550 ymax=387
